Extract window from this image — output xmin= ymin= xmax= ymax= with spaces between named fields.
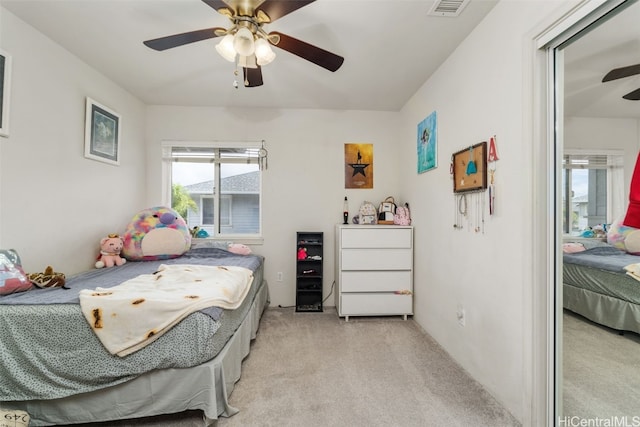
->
xmin=163 ymin=142 xmax=262 ymax=238
xmin=562 ymin=150 xmax=624 ymax=235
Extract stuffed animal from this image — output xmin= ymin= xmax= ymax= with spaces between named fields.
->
xmin=297 ymin=247 xmax=307 ymax=260
xmin=121 ymin=206 xmax=191 ymax=261
xmin=607 ymin=217 xmax=640 ymax=255
xmin=95 ymin=234 xmax=127 ymax=268
xmin=29 ymin=265 xmax=68 ymax=288
xmin=191 ymin=226 xmax=210 ymax=238
xmin=228 ymin=243 xmax=252 ymax=255
xmin=0 ymin=250 xmax=32 ymax=295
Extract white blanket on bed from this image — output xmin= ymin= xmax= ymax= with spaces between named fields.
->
xmin=79 ymin=264 xmax=254 ymax=356
xmin=624 ymin=263 xmax=640 ymax=282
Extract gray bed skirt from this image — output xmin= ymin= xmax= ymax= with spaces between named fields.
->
xmin=563 ymin=283 xmax=640 ymax=334
xmin=10 ymin=280 xmax=269 ymax=426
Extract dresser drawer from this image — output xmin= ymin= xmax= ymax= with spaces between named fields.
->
xmin=341 ymin=271 xmax=412 ymax=292
xmin=341 ymin=248 xmax=412 ymax=270
xmin=341 ymin=228 xmax=412 ymax=249
xmin=341 ymin=293 xmax=412 ymax=316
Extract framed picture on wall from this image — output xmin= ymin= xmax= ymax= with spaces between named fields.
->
xmin=345 ymin=143 xmax=373 ymax=189
xmin=84 ymin=97 xmax=121 ymax=165
xmin=0 ymin=49 xmax=12 ymax=138
xmin=452 ymin=141 xmax=487 ymax=193
xmin=417 ymin=111 xmax=437 ymax=173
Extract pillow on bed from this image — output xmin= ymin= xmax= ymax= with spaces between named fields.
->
xmin=122 ymin=206 xmax=192 ymax=261
xmin=562 ymin=242 xmax=586 ymax=253
xmin=0 ymin=250 xmax=33 ymax=296
xmin=562 ymin=238 xmax=608 ymax=249
xmin=190 ymin=239 xmax=233 ymax=250
xmin=228 ymin=243 xmax=252 ymax=255
xmin=190 ymin=240 xmax=253 ymax=255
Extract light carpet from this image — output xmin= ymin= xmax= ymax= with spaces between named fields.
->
xmin=71 ymin=307 xmax=520 ymax=427
xmin=562 ymin=309 xmax=640 ymax=419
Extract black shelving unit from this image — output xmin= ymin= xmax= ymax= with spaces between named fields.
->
xmin=296 ymin=231 xmax=323 ymax=312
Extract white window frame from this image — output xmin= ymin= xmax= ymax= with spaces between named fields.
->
xmin=161 ymin=140 xmax=263 ymax=244
xmin=562 ymin=149 xmax=625 ymax=235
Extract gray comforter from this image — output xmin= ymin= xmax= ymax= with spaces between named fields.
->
xmin=563 ymin=244 xmax=640 ymax=305
xmin=0 ymin=247 xmax=263 ymax=401
xmin=563 ymin=245 xmax=640 ymax=273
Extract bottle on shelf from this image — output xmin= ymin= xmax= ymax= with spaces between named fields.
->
xmin=343 ymin=196 xmax=349 ymax=225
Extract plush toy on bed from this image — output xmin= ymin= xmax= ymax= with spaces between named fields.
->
xmin=190 ymin=226 xmax=210 ymax=238
xmin=607 ymin=217 xmax=640 ymax=255
xmin=95 ymin=234 xmax=127 ymax=268
xmin=228 ymin=243 xmax=252 ymax=255
xmin=0 ymin=250 xmax=32 ymax=295
xmin=121 ymin=206 xmax=191 ymax=261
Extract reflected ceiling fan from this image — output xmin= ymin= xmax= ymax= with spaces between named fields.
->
xmin=602 ymin=63 xmax=640 ymax=100
xmin=143 ymin=0 xmax=344 ymax=88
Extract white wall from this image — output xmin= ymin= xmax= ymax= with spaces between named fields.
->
xmin=398 ymin=0 xmax=570 ymax=421
xmin=144 ymin=106 xmax=402 ymax=307
xmin=0 ymin=9 xmax=148 ymax=275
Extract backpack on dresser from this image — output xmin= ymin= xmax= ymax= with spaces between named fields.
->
xmin=378 ymin=196 xmax=397 ymax=224
xmin=394 ymin=203 xmax=411 ymax=225
xmin=357 ymin=201 xmax=378 ymax=225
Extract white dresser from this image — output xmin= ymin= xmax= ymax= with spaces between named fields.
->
xmin=335 ymin=225 xmax=413 ymax=321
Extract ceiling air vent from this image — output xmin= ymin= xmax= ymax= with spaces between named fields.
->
xmin=427 ymin=0 xmax=470 ymax=17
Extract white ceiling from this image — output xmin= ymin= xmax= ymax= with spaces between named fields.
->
xmin=563 ymin=1 xmax=640 ymax=119
xmin=3 ymin=0 xmax=639 ymax=116
xmin=0 ymin=0 xmax=498 ymax=111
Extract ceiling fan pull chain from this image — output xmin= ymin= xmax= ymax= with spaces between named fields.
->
xmin=233 ymin=68 xmax=239 ymax=89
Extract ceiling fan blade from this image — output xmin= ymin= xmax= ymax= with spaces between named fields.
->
xmin=201 ymin=0 xmax=234 ymax=16
xmin=269 ymin=31 xmax=344 ymax=72
xmin=622 ymin=88 xmax=640 ymax=101
xmin=602 ymin=63 xmax=640 ymax=82
xmin=143 ymin=27 xmax=225 ymax=51
xmin=243 ymin=66 xmax=264 ymax=87
xmin=255 ymin=0 xmax=315 ymax=23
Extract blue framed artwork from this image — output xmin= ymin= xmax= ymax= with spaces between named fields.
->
xmin=417 ymin=111 xmax=437 ymax=173
xmin=84 ymin=97 xmax=121 ymax=166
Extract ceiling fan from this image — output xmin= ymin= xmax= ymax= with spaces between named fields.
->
xmin=143 ymin=0 xmax=344 ymax=88
xmin=602 ymin=63 xmax=640 ymax=100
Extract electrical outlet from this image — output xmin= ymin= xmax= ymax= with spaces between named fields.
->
xmin=276 ymin=272 xmax=283 ymax=282
xmin=457 ymin=305 xmax=466 ymax=327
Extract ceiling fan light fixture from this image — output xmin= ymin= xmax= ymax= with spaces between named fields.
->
xmin=237 ymin=54 xmax=258 ymax=69
xmin=233 ymin=27 xmax=255 ymax=56
xmin=144 ymin=0 xmax=344 ymax=87
xmin=215 ymin=34 xmax=236 ymax=62
xmin=255 ymin=38 xmax=276 ymax=66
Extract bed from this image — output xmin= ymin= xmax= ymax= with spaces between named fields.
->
xmin=0 ymin=246 xmax=269 ymax=426
xmin=562 ymin=239 xmax=640 ymax=334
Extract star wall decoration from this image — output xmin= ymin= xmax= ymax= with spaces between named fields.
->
xmin=344 ymin=143 xmax=373 ymax=189
xmin=349 ymin=161 xmax=370 ymax=177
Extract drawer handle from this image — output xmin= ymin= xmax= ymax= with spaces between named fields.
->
xmin=394 ymin=289 xmax=413 ymax=295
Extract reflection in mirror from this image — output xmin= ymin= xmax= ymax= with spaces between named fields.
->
xmin=559 ymin=0 xmax=640 ymax=422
